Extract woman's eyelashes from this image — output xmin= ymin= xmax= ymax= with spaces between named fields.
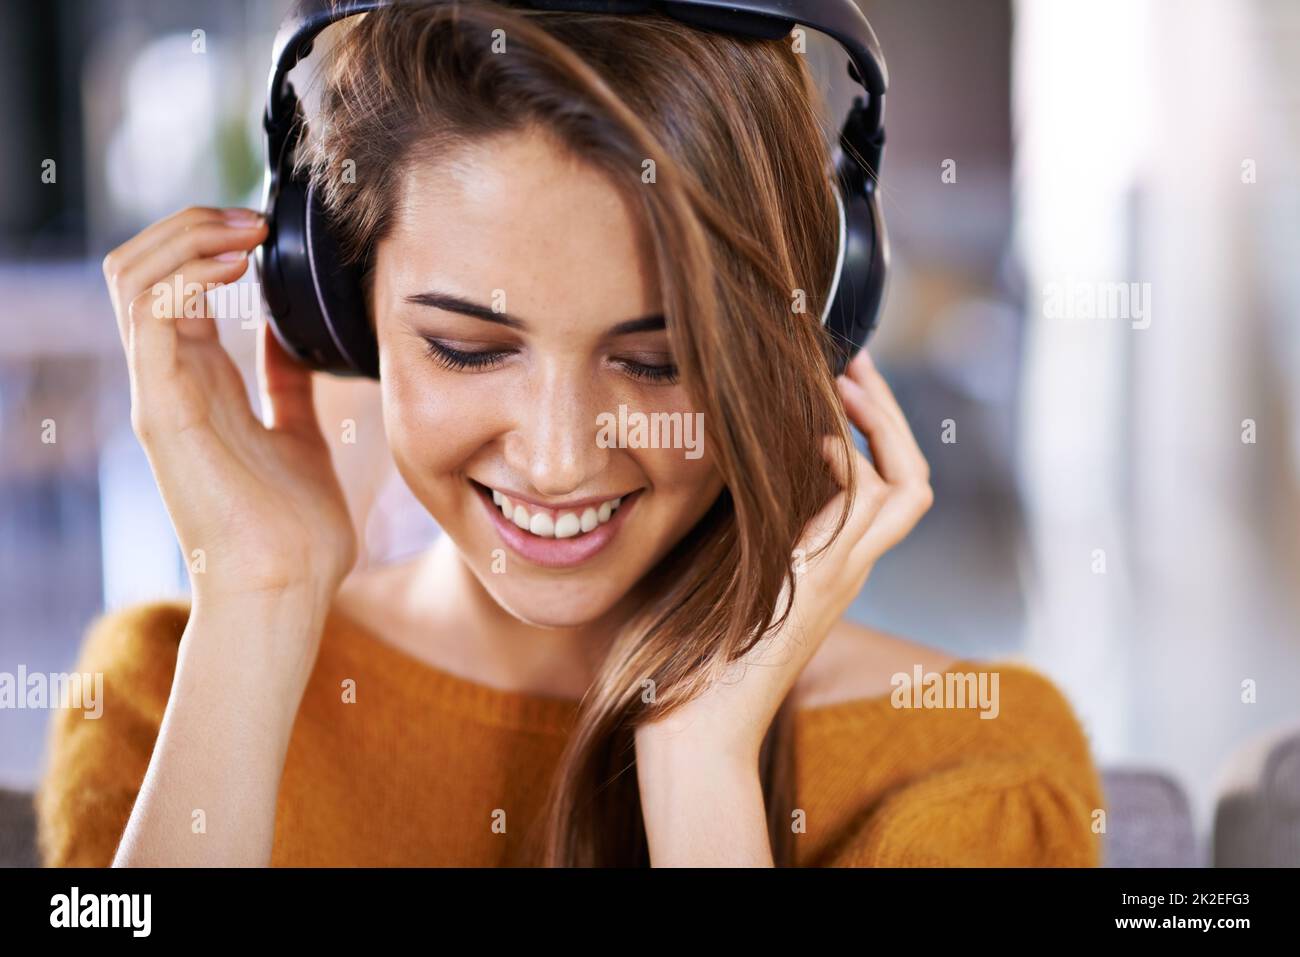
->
xmin=611 ymin=356 xmax=679 ymax=384
xmin=420 ymin=337 xmax=678 ymax=384
xmin=422 ymin=337 xmax=512 ymax=373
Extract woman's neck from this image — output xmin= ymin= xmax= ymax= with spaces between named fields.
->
xmin=396 ymin=534 xmax=636 ymax=699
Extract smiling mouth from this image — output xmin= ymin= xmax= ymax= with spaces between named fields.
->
xmin=469 ymin=479 xmax=642 ymax=569
xmin=474 ymin=481 xmax=626 ymax=538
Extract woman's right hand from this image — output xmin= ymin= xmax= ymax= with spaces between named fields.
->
xmin=102 ymin=205 xmax=358 ymax=613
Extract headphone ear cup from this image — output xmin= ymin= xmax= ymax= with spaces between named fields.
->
xmin=259 ymin=166 xmax=326 ymax=369
xmin=256 ymin=162 xmax=379 ymax=378
xmin=303 ymin=179 xmax=379 ymax=378
xmin=859 ymin=181 xmax=889 ymax=339
xmin=822 ymin=173 xmax=889 ymax=377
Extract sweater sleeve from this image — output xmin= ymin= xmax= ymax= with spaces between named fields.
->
xmin=822 ymin=663 xmax=1106 ymax=867
xmin=34 ymin=601 xmax=190 ymax=868
xmin=827 ymin=757 xmax=1103 ymax=866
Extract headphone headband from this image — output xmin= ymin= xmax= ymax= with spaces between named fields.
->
xmin=265 ymin=0 xmax=886 ymax=187
xmin=257 ymin=0 xmax=890 ymax=378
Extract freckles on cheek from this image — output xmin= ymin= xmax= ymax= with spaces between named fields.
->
xmin=636 ymin=445 xmax=719 ymax=495
xmin=383 ymin=365 xmax=499 ymax=478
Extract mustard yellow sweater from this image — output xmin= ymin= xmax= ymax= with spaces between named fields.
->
xmin=35 ymin=600 xmax=1106 ymax=866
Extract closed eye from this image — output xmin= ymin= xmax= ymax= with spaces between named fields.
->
xmin=421 ymin=337 xmax=678 ymax=384
xmin=422 ymin=338 xmax=513 ymax=372
xmin=611 ymin=357 xmax=679 ymax=384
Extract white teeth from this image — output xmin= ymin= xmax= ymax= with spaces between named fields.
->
xmin=486 ymin=485 xmax=627 ymax=540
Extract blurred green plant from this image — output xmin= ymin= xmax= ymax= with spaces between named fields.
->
xmin=215 ymin=107 xmax=261 ymax=203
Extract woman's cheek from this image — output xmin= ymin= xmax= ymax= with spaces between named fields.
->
xmin=633 ymin=443 xmax=724 ymax=538
xmin=382 ymin=360 xmax=496 ymax=484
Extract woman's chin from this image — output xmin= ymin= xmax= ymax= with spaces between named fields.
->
xmin=478 ymin=576 xmax=627 ymax=630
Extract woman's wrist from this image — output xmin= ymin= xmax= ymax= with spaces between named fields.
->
xmin=190 ymin=571 xmax=341 ymax=616
xmin=634 ymin=731 xmax=772 ymax=866
xmin=184 ymin=585 xmax=335 ymax=707
xmin=634 ymin=719 xmax=760 ymax=770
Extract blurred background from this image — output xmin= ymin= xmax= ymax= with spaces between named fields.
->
xmin=1 ymin=0 xmax=1298 ymax=867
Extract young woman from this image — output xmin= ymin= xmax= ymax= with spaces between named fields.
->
xmin=37 ymin=2 xmax=1104 ymax=867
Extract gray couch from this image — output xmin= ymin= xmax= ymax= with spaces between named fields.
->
xmin=1100 ymin=769 xmax=1201 ymax=866
xmin=0 ymin=788 xmax=37 ymax=868
xmin=1213 ymin=721 xmax=1300 ymax=867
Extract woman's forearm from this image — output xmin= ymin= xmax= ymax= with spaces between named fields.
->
xmin=112 ymin=592 xmax=327 ymax=867
xmin=635 ymin=732 xmax=774 ymax=867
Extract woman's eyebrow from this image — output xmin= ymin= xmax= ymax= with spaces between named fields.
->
xmin=403 ymin=290 xmax=664 ymax=335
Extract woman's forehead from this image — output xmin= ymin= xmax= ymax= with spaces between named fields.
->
xmin=377 ymin=130 xmax=661 ymax=331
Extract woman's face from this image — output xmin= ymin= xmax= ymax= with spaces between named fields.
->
xmin=370 ymin=125 xmax=725 ymax=628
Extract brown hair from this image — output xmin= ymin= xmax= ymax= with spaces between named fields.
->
xmin=301 ymin=0 xmax=857 ymax=866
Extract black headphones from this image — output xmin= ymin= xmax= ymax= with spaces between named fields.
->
xmin=256 ymin=0 xmax=889 ymax=379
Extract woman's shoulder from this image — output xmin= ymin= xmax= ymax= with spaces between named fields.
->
xmin=35 ymin=598 xmax=193 ymax=866
xmin=793 ymin=618 xmax=959 ymax=709
xmin=796 ymin=618 xmax=1091 ymax=741
xmin=794 ymin=619 xmax=1104 ymax=866
xmin=81 ymin=596 xmax=191 ymax=641
xmin=69 ymin=599 xmax=193 ymax=717
xmin=36 ymin=595 xmax=373 ymax=867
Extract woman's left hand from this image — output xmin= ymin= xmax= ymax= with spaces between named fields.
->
xmin=634 ymin=346 xmax=934 ymax=768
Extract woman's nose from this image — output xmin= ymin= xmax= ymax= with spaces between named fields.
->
xmin=503 ymin=373 xmax=610 ymax=496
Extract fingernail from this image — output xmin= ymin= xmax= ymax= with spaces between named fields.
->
xmin=216 ymin=250 xmax=248 ymax=261
xmin=224 ymin=210 xmax=264 ymax=227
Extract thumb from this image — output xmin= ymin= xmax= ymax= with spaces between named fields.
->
xmin=257 ymin=320 xmax=321 ymax=437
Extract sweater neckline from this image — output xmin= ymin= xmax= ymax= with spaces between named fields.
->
xmin=328 ymin=605 xmax=584 ymax=735
xmin=326 ymin=603 xmax=985 ymax=736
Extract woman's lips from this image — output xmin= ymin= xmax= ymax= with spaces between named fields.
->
xmin=474 ymin=482 xmax=641 ymax=569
